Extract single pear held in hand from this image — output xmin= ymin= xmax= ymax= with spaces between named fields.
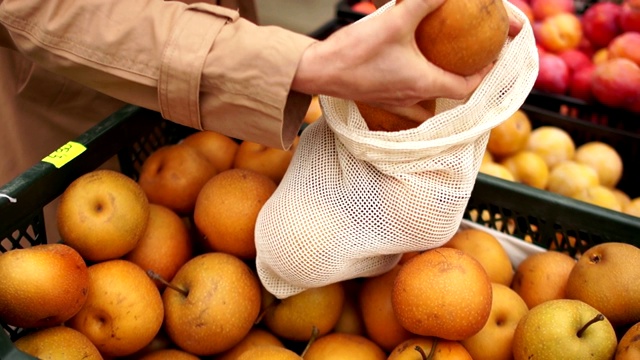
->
xmin=358 ymin=0 xmax=510 ymax=131
xmin=565 ymin=242 xmax=640 ymax=328
xmin=0 ymin=243 xmax=89 ymax=329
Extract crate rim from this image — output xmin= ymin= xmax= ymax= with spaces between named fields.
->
xmin=0 ymin=104 xmax=151 ymax=241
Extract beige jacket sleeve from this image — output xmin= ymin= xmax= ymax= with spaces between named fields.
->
xmin=0 ymin=0 xmax=317 ymax=149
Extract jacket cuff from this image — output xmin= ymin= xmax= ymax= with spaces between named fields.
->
xmin=158 ymin=4 xmax=239 ymax=130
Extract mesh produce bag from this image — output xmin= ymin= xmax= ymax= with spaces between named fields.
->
xmin=255 ymin=1 xmax=539 ymax=299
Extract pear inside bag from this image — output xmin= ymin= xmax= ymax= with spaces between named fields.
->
xmin=255 ymin=1 xmax=539 ymax=299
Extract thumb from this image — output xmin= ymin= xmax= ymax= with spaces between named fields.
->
xmin=393 ymin=0 xmax=446 ymax=30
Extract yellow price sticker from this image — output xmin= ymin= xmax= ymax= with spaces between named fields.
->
xmin=42 ymin=141 xmax=87 ymax=168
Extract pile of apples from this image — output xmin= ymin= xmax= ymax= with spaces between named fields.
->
xmin=509 ymin=0 xmax=640 ymax=113
xmin=1 ymin=123 xmax=640 ymax=359
xmin=480 ymin=105 xmax=640 ymax=216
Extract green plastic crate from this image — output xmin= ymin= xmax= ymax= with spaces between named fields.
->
xmin=1 ymin=103 xmax=640 ymax=355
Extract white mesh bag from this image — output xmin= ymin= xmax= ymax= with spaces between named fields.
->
xmin=255 ymin=0 xmax=539 ymax=299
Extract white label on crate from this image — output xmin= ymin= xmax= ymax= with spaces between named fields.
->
xmin=42 ymin=141 xmax=87 ymax=168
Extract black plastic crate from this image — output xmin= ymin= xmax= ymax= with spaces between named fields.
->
xmin=525 ymin=90 xmax=640 ymax=135
xmin=465 ymin=173 xmax=640 ymax=258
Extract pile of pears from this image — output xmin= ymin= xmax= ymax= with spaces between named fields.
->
xmin=1 ymin=125 xmax=640 ymax=359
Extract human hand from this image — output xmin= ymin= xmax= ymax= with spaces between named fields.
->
xmin=292 ymin=0 xmax=524 ymax=122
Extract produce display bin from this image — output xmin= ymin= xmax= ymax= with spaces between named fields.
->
xmin=520 ymin=102 xmax=640 ymax=199
xmin=2 ymin=96 xmax=640 ymax=350
xmin=0 ymin=106 xmax=195 ymax=351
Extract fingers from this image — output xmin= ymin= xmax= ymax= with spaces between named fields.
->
xmin=394 ymin=0 xmax=447 ymax=30
xmin=427 ymin=62 xmax=495 ymax=100
xmin=508 ymin=15 xmax=523 ymax=37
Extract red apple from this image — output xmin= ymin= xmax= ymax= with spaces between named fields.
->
xmin=578 ymin=36 xmax=596 ymax=58
xmin=581 ymin=2 xmax=623 ymax=49
xmin=536 ymin=42 xmax=547 ymax=56
xmin=569 ymin=65 xmax=596 ymax=102
xmin=608 ymin=31 xmax=640 ymax=66
xmin=536 ymin=13 xmax=583 ymax=53
xmin=351 ymin=1 xmax=377 ymax=15
xmin=530 ymin=0 xmax=574 ymax=21
xmin=591 ymin=58 xmax=640 ymax=111
xmin=535 ymin=52 xmax=570 ymax=94
xmin=619 ymin=0 xmax=640 ymax=33
xmin=559 ymin=49 xmax=593 ymax=74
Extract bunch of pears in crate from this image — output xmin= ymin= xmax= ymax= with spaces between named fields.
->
xmin=1 ymin=122 xmax=640 ymax=359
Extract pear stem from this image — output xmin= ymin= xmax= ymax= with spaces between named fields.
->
xmin=415 ymin=345 xmax=428 ymax=360
xmin=254 ymin=298 xmax=280 ymax=325
xmin=300 ymin=326 xmax=320 ymax=358
xmin=415 ymin=338 xmax=438 ymax=360
xmin=577 ymin=314 xmax=605 ymax=338
xmin=146 ymin=269 xmax=188 ymax=297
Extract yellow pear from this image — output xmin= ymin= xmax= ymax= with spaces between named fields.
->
xmin=57 ymin=169 xmax=150 ymax=262
xmin=14 ymin=326 xmax=102 ymax=360
xmin=461 ymin=283 xmax=529 ymax=360
xmin=574 ymin=141 xmax=623 ymax=188
xmin=513 ymin=299 xmax=617 ymax=360
xmin=262 ymin=282 xmax=345 ymax=342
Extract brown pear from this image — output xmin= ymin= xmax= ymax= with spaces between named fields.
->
xmin=511 ymin=250 xmax=576 ymax=309
xmin=0 ymin=244 xmax=89 ymax=329
xmin=302 ymin=333 xmax=387 ymax=360
xmin=565 ymin=242 xmax=640 ymax=327
xmin=161 ymin=252 xmax=262 ymax=356
xmin=615 ymin=321 xmax=640 ymax=359
xmin=392 ymin=247 xmax=493 ymax=340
